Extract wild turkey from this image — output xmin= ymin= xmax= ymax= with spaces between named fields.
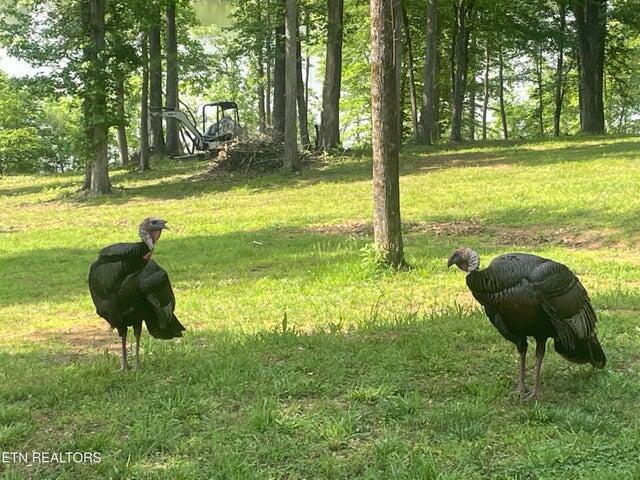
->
xmin=448 ymin=247 xmax=606 ymax=400
xmin=88 ymin=217 xmax=185 ymax=370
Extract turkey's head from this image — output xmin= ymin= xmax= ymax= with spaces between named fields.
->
xmin=139 ymin=217 xmax=169 ymax=252
xmin=447 ymin=247 xmax=480 ymax=273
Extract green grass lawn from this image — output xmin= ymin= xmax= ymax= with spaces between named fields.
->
xmin=1 ymin=135 xmax=640 ymax=479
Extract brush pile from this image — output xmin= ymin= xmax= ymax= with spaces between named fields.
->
xmin=213 ymin=137 xmax=285 ymax=172
xmin=212 ymin=136 xmax=317 ymax=173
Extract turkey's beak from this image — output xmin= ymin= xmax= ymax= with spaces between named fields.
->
xmin=447 ymin=253 xmax=457 ymax=268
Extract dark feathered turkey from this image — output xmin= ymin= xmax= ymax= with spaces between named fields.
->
xmin=88 ymin=218 xmax=184 ymax=370
xmin=448 ymin=247 xmax=605 ymax=400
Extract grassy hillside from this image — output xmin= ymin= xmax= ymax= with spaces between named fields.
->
xmin=1 ymin=136 xmax=640 ymax=479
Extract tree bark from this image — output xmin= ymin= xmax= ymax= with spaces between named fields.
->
xmin=115 ymin=73 xmax=129 ymax=165
xmin=370 ymin=0 xmax=405 ymax=269
xmin=149 ymin=19 xmax=165 ymax=155
xmin=401 ymin=4 xmax=419 ymax=142
xmin=572 ymin=0 xmax=606 ymax=134
xmin=165 ymin=0 xmax=181 ymax=156
xmin=296 ymin=23 xmax=310 ymax=148
xmin=81 ymin=0 xmax=111 ymax=194
xmin=272 ymin=17 xmax=286 ymax=138
xmin=258 ymin=59 xmax=267 ymax=133
xmin=450 ymin=0 xmax=472 ymax=142
xmin=553 ymin=1 xmax=566 ymax=137
xmin=264 ymin=39 xmax=272 ymax=126
xmin=140 ymin=32 xmax=151 ymax=171
xmin=320 ymin=0 xmax=344 ymax=151
xmin=468 ymin=31 xmax=476 ymax=141
xmin=393 ymin=0 xmax=403 ymax=138
xmin=482 ymin=40 xmax=489 ymax=140
xmin=284 ymin=0 xmax=299 ymax=170
xmin=419 ymin=0 xmax=438 ymax=144
xmin=536 ymin=45 xmax=544 ymax=136
xmin=498 ymin=45 xmax=508 ymax=140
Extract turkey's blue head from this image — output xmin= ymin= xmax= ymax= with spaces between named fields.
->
xmin=447 ymin=247 xmax=480 ymax=273
xmin=139 ymin=217 xmax=170 ymax=253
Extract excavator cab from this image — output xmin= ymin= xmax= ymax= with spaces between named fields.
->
xmin=203 ymin=101 xmax=241 ymax=142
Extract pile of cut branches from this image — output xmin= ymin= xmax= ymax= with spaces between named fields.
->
xmin=213 ymin=137 xmax=284 ymax=172
xmin=212 ymin=136 xmax=317 ymax=173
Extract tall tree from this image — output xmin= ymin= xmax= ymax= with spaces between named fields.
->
xmin=149 ymin=17 xmax=165 ymax=155
xmin=535 ymin=44 xmax=544 ymax=135
xmin=401 ymin=3 xmax=419 ymax=142
xmin=272 ymin=18 xmax=286 ymax=137
xmin=81 ymin=0 xmax=111 ymax=194
xmin=468 ymin=30 xmax=477 ymax=141
xmin=553 ymin=0 xmax=567 ymax=137
xmin=284 ymin=0 xmax=299 ymax=170
xmin=481 ymin=40 xmax=490 ymax=140
xmin=296 ymin=22 xmax=310 ymax=148
xmin=165 ymin=0 xmax=181 ymax=156
xmin=498 ymin=45 xmax=508 ymax=140
xmin=320 ymin=0 xmax=344 ymax=150
xmin=370 ymin=0 xmax=405 ymax=269
xmin=450 ymin=0 xmax=473 ymax=142
xmin=114 ymin=73 xmax=129 ymax=165
xmin=393 ymin=0 xmax=404 ymax=134
xmin=140 ymin=32 xmax=151 ymax=171
xmin=420 ymin=0 xmax=438 ymax=144
xmin=572 ymin=0 xmax=606 ymax=134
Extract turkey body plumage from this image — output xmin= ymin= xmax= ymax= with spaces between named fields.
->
xmin=450 ymin=249 xmax=606 ymax=400
xmin=88 ymin=240 xmax=184 ymax=369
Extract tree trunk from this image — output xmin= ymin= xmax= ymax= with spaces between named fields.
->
xmin=296 ymin=24 xmax=310 ymax=148
xmin=393 ymin=0 xmax=404 ymax=138
xmin=264 ymin=39 xmax=272 ymax=126
xmin=258 ymin=59 xmax=267 ymax=133
xmin=536 ymin=45 xmax=544 ymax=136
xmin=482 ymin=40 xmax=489 ymax=140
xmin=81 ymin=0 xmax=111 ymax=195
xmin=284 ymin=0 xmax=299 ymax=170
xmin=450 ymin=0 xmax=472 ymax=142
xmin=553 ymin=1 xmax=566 ymax=137
xmin=115 ymin=73 xmax=129 ymax=165
xmin=468 ymin=31 xmax=476 ymax=141
xmin=320 ymin=0 xmax=344 ymax=151
xmin=165 ymin=0 xmax=181 ymax=156
xmin=572 ymin=0 xmax=606 ymax=134
xmin=82 ymin=162 xmax=92 ymax=191
xmin=140 ymin=32 xmax=151 ymax=171
xmin=401 ymin=4 xmax=419 ymax=142
xmin=272 ymin=18 xmax=286 ymax=138
xmin=149 ymin=20 xmax=165 ymax=155
xmin=498 ymin=46 xmax=508 ymax=140
xmin=419 ymin=0 xmax=438 ymax=144
xmin=370 ymin=0 xmax=405 ymax=269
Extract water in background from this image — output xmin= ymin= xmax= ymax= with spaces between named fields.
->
xmin=193 ymin=0 xmax=231 ymax=27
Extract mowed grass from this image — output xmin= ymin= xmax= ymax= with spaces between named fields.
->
xmin=1 ymin=135 xmax=640 ymax=478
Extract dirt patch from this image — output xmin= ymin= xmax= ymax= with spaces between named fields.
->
xmin=303 ymin=219 xmax=621 ymax=249
xmin=25 ymin=324 xmax=115 ymax=355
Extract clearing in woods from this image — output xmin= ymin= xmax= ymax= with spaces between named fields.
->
xmin=1 ymin=136 xmax=640 ymax=478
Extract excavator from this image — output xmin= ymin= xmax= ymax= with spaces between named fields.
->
xmin=155 ymin=101 xmax=243 ymax=157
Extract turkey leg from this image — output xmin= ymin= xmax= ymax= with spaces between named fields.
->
xmin=118 ymin=328 xmax=130 ymax=371
xmin=525 ymin=339 xmax=546 ymax=401
xmin=133 ymin=324 xmax=142 ymax=370
xmin=516 ymin=340 xmax=529 ymax=398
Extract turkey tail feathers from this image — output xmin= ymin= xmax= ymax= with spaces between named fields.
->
xmin=554 ymin=334 xmax=606 ymax=369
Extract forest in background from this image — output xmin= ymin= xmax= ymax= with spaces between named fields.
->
xmin=0 ymin=0 xmax=638 ymax=178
